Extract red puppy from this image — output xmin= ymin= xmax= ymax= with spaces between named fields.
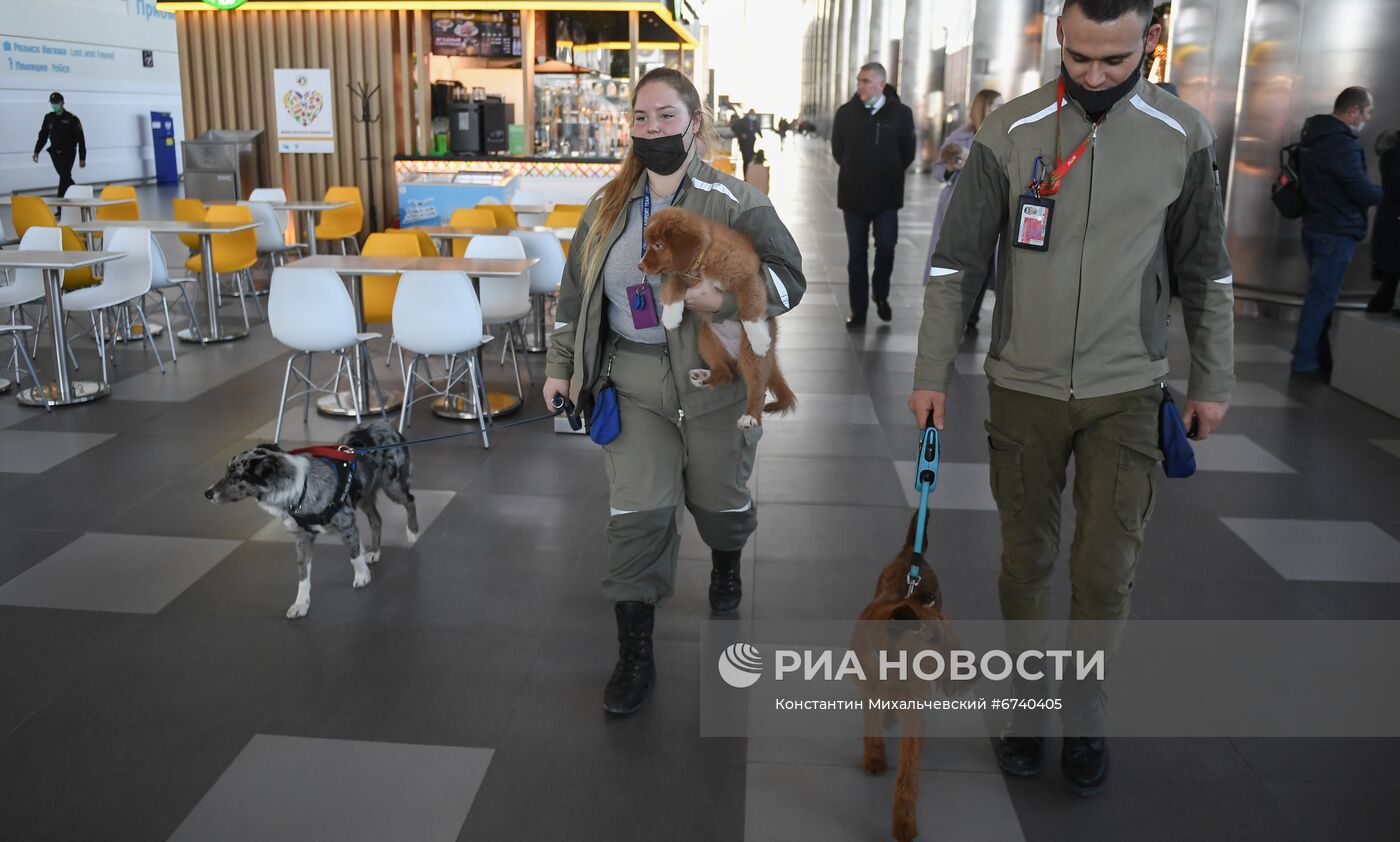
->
xmin=638 ymin=206 xmax=795 ymax=428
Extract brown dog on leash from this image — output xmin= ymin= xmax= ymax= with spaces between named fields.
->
xmin=850 ymin=512 xmax=964 ymax=842
xmin=638 ymin=206 xmax=795 ymax=429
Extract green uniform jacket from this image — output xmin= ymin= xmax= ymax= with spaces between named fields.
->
xmin=915 ymin=77 xmax=1235 ymax=403
xmin=546 ymin=156 xmax=806 ymax=418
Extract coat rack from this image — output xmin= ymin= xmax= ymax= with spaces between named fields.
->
xmin=349 ymin=81 xmax=381 ymax=232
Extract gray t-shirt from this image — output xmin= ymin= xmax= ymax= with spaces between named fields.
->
xmin=602 ymin=190 xmax=676 ymax=344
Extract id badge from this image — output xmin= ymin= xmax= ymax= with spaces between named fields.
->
xmin=1013 ymin=194 xmax=1054 ymax=252
xmin=626 ymin=281 xmax=660 ymax=329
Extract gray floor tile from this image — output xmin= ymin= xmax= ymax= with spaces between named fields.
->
xmin=762 ymin=393 xmax=878 ymax=425
xmin=745 ymin=761 xmax=1024 ymax=842
xmin=0 ymin=429 xmax=114 ymax=473
xmin=757 ymin=455 xmax=906 ymax=507
xmin=168 ymin=735 xmax=492 ymax=842
xmin=0 ymin=532 xmax=240 ymax=613
xmin=1168 ymin=379 xmax=1300 ymax=408
xmin=895 ymin=461 xmax=997 ymax=511
xmin=747 ymin=735 xmax=1000 ymax=773
xmin=249 ymin=488 xmax=455 ymax=547
xmin=1372 ymin=438 xmax=1400 ymax=460
xmin=7 ymin=398 xmax=179 ymax=434
xmin=1221 ymin=518 xmax=1400 ymax=583
xmin=1190 ymin=433 xmax=1296 ymax=473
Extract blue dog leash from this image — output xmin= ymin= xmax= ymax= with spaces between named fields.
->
xmin=907 ymin=426 xmax=940 ymax=598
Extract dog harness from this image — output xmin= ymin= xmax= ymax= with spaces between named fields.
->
xmin=907 ymin=427 xmax=940 ymax=602
xmin=287 ymin=446 xmax=358 ymax=531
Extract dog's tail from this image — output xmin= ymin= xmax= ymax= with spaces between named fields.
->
xmin=763 ymin=359 xmax=797 ymax=415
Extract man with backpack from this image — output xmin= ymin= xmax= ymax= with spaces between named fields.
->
xmin=1291 ymin=87 xmax=1383 ymax=379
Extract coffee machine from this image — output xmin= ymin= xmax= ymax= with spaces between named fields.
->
xmin=447 ymin=96 xmax=514 ymax=155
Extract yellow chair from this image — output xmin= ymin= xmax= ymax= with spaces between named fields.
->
xmin=96 ymin=185 xmax=139 ymax=221
xmin=448 ymin=207 xmax=497 ymax=258
xmin=11 ymin=195 xmax=57 ymax=239
xmin=359 ymin=232 xmax=419 ymax=325
xmin=185 ymin=204 xmax=261 ymax=329
xmin=409 ymin=228 xmax=440 ymax=258
xmin=59 ymin=226 xmax=99 ymax=290
xmin=544 ymin=208 xmax=583 ymax=229
xmin=172 ymin=198 xmax=206 ymax=253
xmin=486 ymin=204 xmax=519 ymax=229
xmin=552 ymin=203 xmax=586 ymax=215
xmin=315 ymin=186 xmax=364 ymax=254
xmin=710 ymin=156 xmax=736 ymax=175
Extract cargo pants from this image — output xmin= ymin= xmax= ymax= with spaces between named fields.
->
xmin=601 ymin=335 xmax=761 ymax=604
xmin=986 ymin=383 xmax=1162 ymax=675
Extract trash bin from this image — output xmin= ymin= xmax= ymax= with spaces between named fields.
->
xmin=150 ymin=112 xmax=179 ymax=185
xmin=181 ymin=129 xmax=266 ymax=201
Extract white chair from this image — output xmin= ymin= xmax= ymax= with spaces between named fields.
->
xmin=10 ymin=227 xmax=78 ymax=373
xmin=0 ymin=214 xmax=17 ymax=248
xmin=241 ymin=198 xmax=302 ymax=269
xmin=391 ymin=270 xmax=497 ymax=446
xmin=511 ymin=229 xmax=566 ymax=353
xmin=62 ymin=226 xmax=165 ymax=387
xmin=466 ymin=236 xmax=531 ymax=399
xmin=0 ymin=325 xmax=49 ymax=410
xmin=248 ymin=187 xmax=290 ymax=232
xmin=268 ymin=267 xmax=383 ymax=443
xmin=511 ymin=189 xmax=550 ymax=226
xmin=59 ymin=184 xmax=93 ymax=226
xmin=146 ymin=237 xmax=202 ymax=361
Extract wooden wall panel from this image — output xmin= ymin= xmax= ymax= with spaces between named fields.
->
xmin=174 ymin=9 xmax=406 ymax=237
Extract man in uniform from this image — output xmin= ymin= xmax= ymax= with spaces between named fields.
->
xmin=33 ymin=92 xmax=87 ymax=197
xmin=910 ymin=0 xmax=1235 ymax=796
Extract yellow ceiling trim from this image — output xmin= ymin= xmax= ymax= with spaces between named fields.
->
xmin=572 ymin=41 xmax=693 ymax=51
xmin=155 ymin=1 xmax=698 ymax=44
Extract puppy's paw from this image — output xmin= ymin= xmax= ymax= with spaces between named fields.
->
xmin=364 ymin=549 xmax=381 ymax=565
xmin=862 ymin=755 xmax=888 ymax=776
xmin=743 ymin=320 xmax=771 ymax=357
xmin=688 ymin=368 xmax=711 ymax=388
xmin=352 ymin=564 xmax=371 ymax=588
xmin=660 ymin=302 xmax=684 ymax=330
xmin=406 ymin=526 xmax=419 ymax=544
xmin=286 ymin=601 xmax=310 ymax=620
xmin=738 ymin=414 xmax=760 ymax=429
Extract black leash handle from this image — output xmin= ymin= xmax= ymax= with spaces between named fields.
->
xmin=552 ymin=394 xmax=583 ymax=431
xmin=349 ymin=409 xmax=565 ymax=455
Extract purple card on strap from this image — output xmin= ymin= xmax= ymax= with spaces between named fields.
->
xmin=627 ymin=281 xmax=660 ymax=329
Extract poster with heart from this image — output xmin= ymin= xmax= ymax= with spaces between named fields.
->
xmin=274 ymin=68 xmax=334 ymax=154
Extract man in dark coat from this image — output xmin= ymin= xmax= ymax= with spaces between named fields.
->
xmin=1366 ymin=130 xmax=1400 ymax=314
xmin=831 ymin=62 xmax=916 ymax=327
xmin=32 ymin=92 xmax=86 ymax=198
xmin=1291 ymin=86 xmax=1383 ymax=377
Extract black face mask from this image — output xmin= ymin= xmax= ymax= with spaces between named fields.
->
xmin=631 ymin=119 xmax=694 ymax=176
xmin=1061 ymin=62 xmax=1141 ymax=117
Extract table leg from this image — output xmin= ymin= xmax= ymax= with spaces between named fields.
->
xmin=178 ymin=233 xmax=247 ymax=343
xmin=303 ymin=211 xmax=319 ymax=256
xmin=317 ymin=273 xmax=402 ymax=416
xmin=524 ymin=296 xmax=548 ymax=353
xmin=15 ymin=269 xmax=109 ymax=406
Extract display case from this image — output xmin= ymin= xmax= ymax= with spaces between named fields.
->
xmin=533 ymin=73 xmax=630 ymax=159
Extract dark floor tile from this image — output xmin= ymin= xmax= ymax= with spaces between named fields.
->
xmin=756 ymin=455 xmax=907 ymax=507
xmin=8 ymin=398 xmax=181 ymax=434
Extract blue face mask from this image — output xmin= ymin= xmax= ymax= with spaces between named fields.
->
xmin=50 ymin=104 xmax=63 ymax=113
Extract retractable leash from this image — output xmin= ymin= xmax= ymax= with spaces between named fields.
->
xmin=906 ymin=425 xmax=941 ymax=599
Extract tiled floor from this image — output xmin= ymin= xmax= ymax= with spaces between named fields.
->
xmin=2 ymin=140 xmax=1399 ymax=840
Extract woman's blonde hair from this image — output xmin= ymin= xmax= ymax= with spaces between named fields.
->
xmin=969 ymin=88 xmax=1003 ymax=133
xmin=580 ymin=67 xmax=721 ymax=280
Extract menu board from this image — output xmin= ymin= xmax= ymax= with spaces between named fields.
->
xmin=431 ymin=12 xmax=522 ymax=58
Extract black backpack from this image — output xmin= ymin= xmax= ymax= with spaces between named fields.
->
xmin=1271 ymin=142 xmax=1306 ymax=219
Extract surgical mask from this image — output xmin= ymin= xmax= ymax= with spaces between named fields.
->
xmin=50 ymin=104 xmax=63 ymax=113
xmin=1061 ymin=62 xmax=1141 ymax=116
xmin=631 ymin=119 xmax=694 ymax=176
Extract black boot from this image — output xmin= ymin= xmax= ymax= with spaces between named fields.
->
xmin=709 ymin=549 xmax=743 ymax=614
xmin=603 ymin=601 xmax=655 ymax=716
xmin=1060 ymin=692 xmax=1110 ymax=796
xmin=994 ymin=674 xmax=1046 ymax=776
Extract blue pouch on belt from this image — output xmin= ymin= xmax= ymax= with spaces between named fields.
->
xmin=1158 ymin=388 xmax=1196 ymax=478
xmin=589 ymin=351 xmax=620 ymax=446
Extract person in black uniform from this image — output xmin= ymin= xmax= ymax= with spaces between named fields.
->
xmin=32 ymin=92 xmax=86 ymax=197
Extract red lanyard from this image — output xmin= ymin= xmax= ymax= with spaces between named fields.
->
xmin=1030 ymin=78 xmax=1096 ymax=197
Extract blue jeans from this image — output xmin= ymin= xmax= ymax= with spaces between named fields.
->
xmin=1291 ymin=230 xmax=1357 ymax=372
xmin=844 ymin=209 xmax=898 ymax=314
